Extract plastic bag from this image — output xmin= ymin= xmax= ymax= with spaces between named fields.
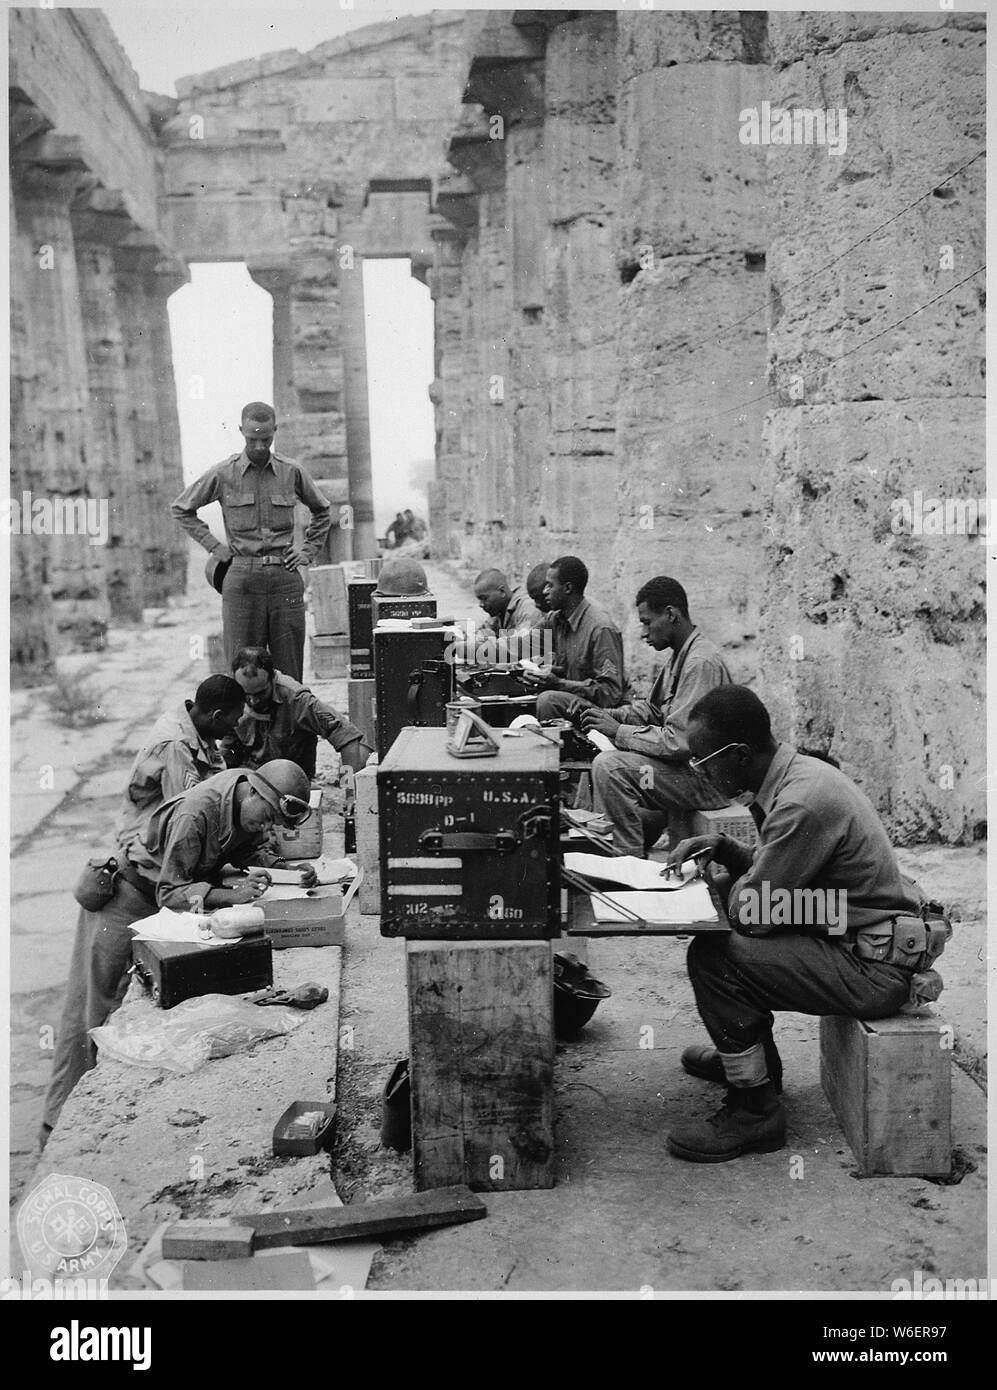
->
xmin=90 ymin=993 xmax=306 ymax=1074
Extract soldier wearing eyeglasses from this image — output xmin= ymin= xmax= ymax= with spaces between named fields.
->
xmin=662 ymin=685 xmax=927 ymax=1165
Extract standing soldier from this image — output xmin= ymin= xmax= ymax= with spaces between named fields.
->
xmin=171 ymin=401 xmax=332 ymax=680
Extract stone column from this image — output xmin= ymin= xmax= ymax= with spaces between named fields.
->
xmin=287 ymin=190 xmax=348 ymax=502
xmin=9 ymin=180 xmax=56 ymax=674
xmin=543 ymin=13 xmax=621 ymax=604
xmin=446 ymin=128 xmax=509 ymax=573
xmin=462 ymin=23 xmax=547 ymax=584
xmin=759 ymin=10 xmax=985 ymax=842
xmin=72 ymin=191 xmax=144 ymax=620
xmin=10 ymin=141 xmax=111 ymax=652
xmin=114 ymin=234 xmax=188 ymax=609
xmin=248 ymin=263 xmax=297 ymax=458
xmin=427 ymin=223 xmax=467 ymax=559
xmin=337 ymin=235 xmax=375 ymax=560
xmin=148 ymin=252 xmax=191 ymax=596
xmin=613 ymin=11 xmax=769 ymax=682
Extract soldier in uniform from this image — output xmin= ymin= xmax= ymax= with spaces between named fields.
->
xmin=519 ymin=555 xmax=628 ymax=716
xmin=171 ymin=401 xmax=332 ymax=680
xmin=40 ymin=676 xmax=249 ymax=1143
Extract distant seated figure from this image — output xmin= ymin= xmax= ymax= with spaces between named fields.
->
xmin=385 ymin=512 xmax=411 ymax=549
xmin=225 ymin=646 xmax=373 ymax=779
xmin=519 ymin=555 xmax=628 ymax=715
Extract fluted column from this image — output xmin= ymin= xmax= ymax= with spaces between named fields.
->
xmin=11 ymin=146 xmax=110 ymax=651
xmin=72 ymin=192 xmax=144 ymax=619
xmin=114 ymin=235 xmax=188 ymax=607
xmin=9 ymin=180 xmax=57 ymax=672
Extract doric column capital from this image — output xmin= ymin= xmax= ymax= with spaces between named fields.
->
xmin=247 ymin=261 xmax=297 ymax=296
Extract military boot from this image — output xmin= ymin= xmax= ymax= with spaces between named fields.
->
xmin=666 ymin=1081 xmax=786 ymax=1163
xmin=680 ymin=1034 xmax=784 ymax=1094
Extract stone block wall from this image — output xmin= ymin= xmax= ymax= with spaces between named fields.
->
xmin=428 ymin=8 xmax=984 ymax=841
xmin=757 ymin=10 xmax=986 ymax=841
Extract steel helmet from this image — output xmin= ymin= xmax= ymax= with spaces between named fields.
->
xmin=375 ymin=557 xmax=429 ymax=596
xmin=249 ymin=759 xmax=313 ymax=825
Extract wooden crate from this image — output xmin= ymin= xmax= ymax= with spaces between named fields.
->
xmin=355 ymin=764 xmax=380 ymax=915
xmin=309 ymin=565 xmax=349 ymax=635
xmin=819 ymin=1013 xmax=952 ymax=1177
xmin=310 ymin=633 xmax=349 ymax=680
xmin=272 ymin=788 xmax=323 ymax=859
xmin=691 ymin=804 xmax=759 ymax=849
xmin=407 ymin=939 xmax=555 ymax=1192
xmin=348 ymin=676 xmax=376 ymax=750
xmin=206 ymin=632 xmax=227 ymax=676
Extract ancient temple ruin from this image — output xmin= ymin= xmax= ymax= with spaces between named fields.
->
xmin=8 ymin=8 xmax=985 ymax=843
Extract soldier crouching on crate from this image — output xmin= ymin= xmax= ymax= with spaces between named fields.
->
xmin=225 ymin=646 xmax=373 ymax=779
xmin=579 ymin=577 xmax=733 ymax=855
xmin=661 ymin=685 xmax=944 ymax=1164
xmin=39 ymin=762 xmax=314 ymax=1147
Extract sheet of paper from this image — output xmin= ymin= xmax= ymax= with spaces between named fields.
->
xmin=565 ymin=851 xmax=694 ymax=891
xmin=130 ymin=909 xmax=227 ymax=945
xmin=590 ymin=881 xmax=719 ymax=924
xmin=310 ymin=855 xmax=359 ymax=885
xmin=586 ymin=730 xmax=614 ymax=753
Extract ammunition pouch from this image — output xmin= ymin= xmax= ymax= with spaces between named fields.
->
xmin=853 ymin=901 xmax=952 ymax=976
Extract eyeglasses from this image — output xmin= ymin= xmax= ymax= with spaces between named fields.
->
xmin=688 ymin=742 xmax=745 ymax=773
xmin=251 ymin=772 xmax=313 ymax=827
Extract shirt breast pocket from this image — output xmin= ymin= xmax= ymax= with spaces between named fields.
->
xmin=267 ymin=491 xmax=297 ymax=536
xmin=223 ymin=491 xmax=257 ymax=535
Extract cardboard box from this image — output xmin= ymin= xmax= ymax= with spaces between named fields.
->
xmin=260 ymin=875 xmax=361 ymax=948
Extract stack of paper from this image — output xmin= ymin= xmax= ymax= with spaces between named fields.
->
xmin=563 ymin=852 xmax=697 ymax=892
xmin=589 ymin=882 xmax=718 ymax=924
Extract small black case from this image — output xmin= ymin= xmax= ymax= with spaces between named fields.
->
xmin=131 ymin=937 xmax=273 ymax=1009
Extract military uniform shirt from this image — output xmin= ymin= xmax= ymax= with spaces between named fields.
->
xmin=722 ymin=743 xmax=923 ymax=935
xmin=171 ymin=450 xmax=332 ymax=563
xmin=131 ymin=769 xmax=282 ymax=912
xmin=609 ymin=629 xmax=732 ymax=761
xmin=227 ymin=670 xmax=366 ymax=764
xmin=115 ymin=702 xmax=227 ymax=855
xmin=540 ymin=597 xmax=627 ymax=707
